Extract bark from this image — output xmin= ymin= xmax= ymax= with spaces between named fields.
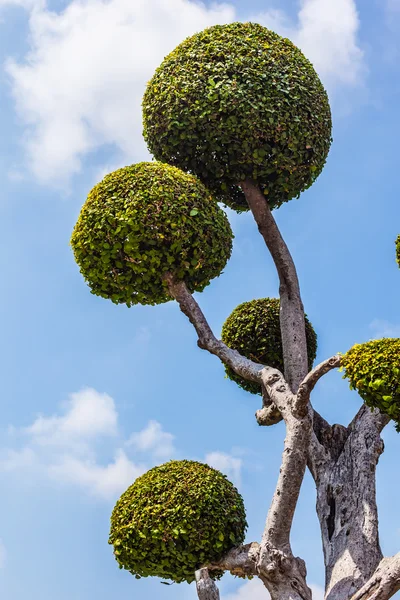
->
xmin=309 ymin=405 xmax=390 ymax=600
xmin=241 ymin=179 xmax=308 ymax=392
xmin=208 ymin=542 xmax=260 ymax=577
xmin=195 ymin=569 xmax=220 ymax=600
xmin=350 ymin=553 xmax=400 ymax=600
xmin=164 ymin=274 xmax=264 ymax=384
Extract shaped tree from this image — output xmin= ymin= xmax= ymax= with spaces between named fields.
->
xmin=72 ymin=22 xmax=400 ymax=600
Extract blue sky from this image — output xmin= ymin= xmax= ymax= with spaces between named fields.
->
xmin=0 ymin=0 xmax=399 ymax=599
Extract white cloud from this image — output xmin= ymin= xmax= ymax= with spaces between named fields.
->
xmin=127 ymin=420 xmax=175 ymax=459
xmin=369 ymin=319 xmax=400 ymax=338
xmin=256 ymin=0 xmax=364 ymax=91
xmin=25 ymin=387 xmax=118 ymax=448
xmin=205 ymin=451 xmax=242 ymax=487
xmin=48 ymin=449 xmax=144 ymax=499
xmin=4 ymin=0 xmax=235 ymax=186
xmin=2 ymin=0 xmax=365 ymax=186
xmin=224 ymin=579 xmax=324 ymax=600
xmin=0 ymin=389 xmax=169 ymax=500
xmin=0 ymin=539 xmax=6 ymax=569
xmin=225 ymin=578 xmax=269 ymax=600
xmin=0 ymin=447 xmax=37 ymax=471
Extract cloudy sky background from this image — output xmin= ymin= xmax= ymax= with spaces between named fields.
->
xmin=0 ymin=0 xmax=399 ymax=598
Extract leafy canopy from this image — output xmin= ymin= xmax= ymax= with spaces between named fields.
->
xmin=221 ymin=298 xmax=317 ymax=394
xmin=71 ymin=162 xmax=233 ymax=306
xmin=143 ymin=22 xmax=332 ymax=212
xmin=108 ymin=460 xmax=247 ymax=583
xmin=396 ymin=234 xmax=400 ymax=268
xmin=342 ymin=338 xmax=400 ymax=429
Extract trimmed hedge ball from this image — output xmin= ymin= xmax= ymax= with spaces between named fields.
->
xmin=143 ymin=22 xmax=332 ymax=213
xmin=221 ymin=298 xmax=318 ymax=394
xmin=71 ymin=162 xmax=233 ymax=306
xmin=108 ymin=460 xmax=247 ymax=583
xmin=396 ymin=235 xmax=400 ymax=268
xmin=342 ymin=338 xmax=400 ymax=428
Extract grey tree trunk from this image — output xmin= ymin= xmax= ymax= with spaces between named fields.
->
xmin=310 ymin=407 xmax=390 ymax=599
xmin=167 ymin=178 xmax=399 ymax=600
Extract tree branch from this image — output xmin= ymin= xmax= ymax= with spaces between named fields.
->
xmin=164 ymin=274 xmax=273 ymax=384
xmin=208 ymin=542 xmax=260 ymax=577
xmin=195 ymin=569 xmax=220 ymax=600
xmin=296 ymin=355 xmax=342 ymax=414
xmin=256 ymin=386 xmax=283 ymax=426
xmin=350 ymin=554 xmax=400 ymax=600
xmin=241 ymin=179 xmax=308 ymax=392
xmin=349 ymin=404 xmax=391 ymax=436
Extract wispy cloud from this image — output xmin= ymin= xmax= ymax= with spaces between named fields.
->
xmin=1 ymin=0 xmax=365 ymax=186
xmin=127 ymin=420 xmax=176 ymax=459
xmin=0 ymin=387 xmax=243 ymax=501
xmin=255 ymin=0 xmax=364 ymax=92
xmin=369 ymin=319 xmax=400 ymax=338
xmin=205 ymin=451 xmax=242 ymax=487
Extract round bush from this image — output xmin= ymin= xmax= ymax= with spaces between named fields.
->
xmin=108 ymin=460 xmax=247 ymax=583
xmin=71 ymin=162 xmax=233 ymax=306
xmin=396 ymin=235 xmax=400 ymax=268
xmin=221 ymin=298 xmax=318 ymax=394
xmin=143 ymin=22 xmax=332 ymax=212
xmin=342 ymin=338 xmax=400 ymax=428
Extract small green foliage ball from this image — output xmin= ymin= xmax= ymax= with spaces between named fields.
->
xmin=108 ymin=460 xmax=247 ymax=583
xmin=396 ymin=235 xmax=400 ymax=268
xmin=221 ymin=298 xmax=318 ymax=394
xmin=71 ymin=162 xmax=233 ymax=306
xmin=143 ymin=22 xmax=332 ymax=212
xmin=342 ymin=338 xmax=400 ymax=427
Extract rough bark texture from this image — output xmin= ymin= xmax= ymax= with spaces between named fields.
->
xmin=350 ymin=554 xmax=400 ymax=600
xmin=195 ymin=569 xmax=220 ymax=600
xmin=309 ymin=406 xmax=390 ymax=600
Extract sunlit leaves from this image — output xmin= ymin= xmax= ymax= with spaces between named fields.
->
xmin=108 ymin=460 xmax=247 ymax=583
xmin=70 ymin=162 xmax=233 ymax=306
xmin=143 ymin=22 xmax=332 ymax=213
xmin=342 ymin=339 xmax=400 ymax=429
xmin=221 ymin=298 xmax=317 ymax=394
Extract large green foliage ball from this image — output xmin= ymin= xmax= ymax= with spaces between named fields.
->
xmin=221 ymin=298 xmax=318 ymax=394
xmin=143 ymin=22 xmax=332 ymax=212
xmin=108 ymin=460 xmax=247 ymax=583
xmin=342 ymin=339 xmax=400 ymax=428
xmin=71 ymin=162 xmax=233 ymax=306
xmin=396 ymin=235 xmax=400 ymax=267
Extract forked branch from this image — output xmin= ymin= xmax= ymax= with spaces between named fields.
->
xmin=350 ymin=553 xmax=400 ymax=600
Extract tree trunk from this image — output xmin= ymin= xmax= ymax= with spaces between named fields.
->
xmin=195 ymin=569 xmax=220 ymax=600
xmin=310 ymin=407 xmax=388 ymax=599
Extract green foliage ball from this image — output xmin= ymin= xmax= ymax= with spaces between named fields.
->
xmin=143 ymin=22 xmax=332 ymax=212
xmin=396 ymin=235 xmax=400 ymax=268
xmin=342 ymin=338 xmax=400 ymax=427
xmin=221 ymin=298 xmax=318 ymax=394
xmin=71 ymin=162 xmax=233 ymax=306
xmin=108 ymin=460 xmax=247 ymax=583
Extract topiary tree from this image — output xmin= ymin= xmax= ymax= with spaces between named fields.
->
xmin=109 ymin=460 xmax=247 ymax=583
xmin=221 ymin=298 xmax=318 ymax=395
xmin=72 ymin=21 xmax=400 ymax=600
